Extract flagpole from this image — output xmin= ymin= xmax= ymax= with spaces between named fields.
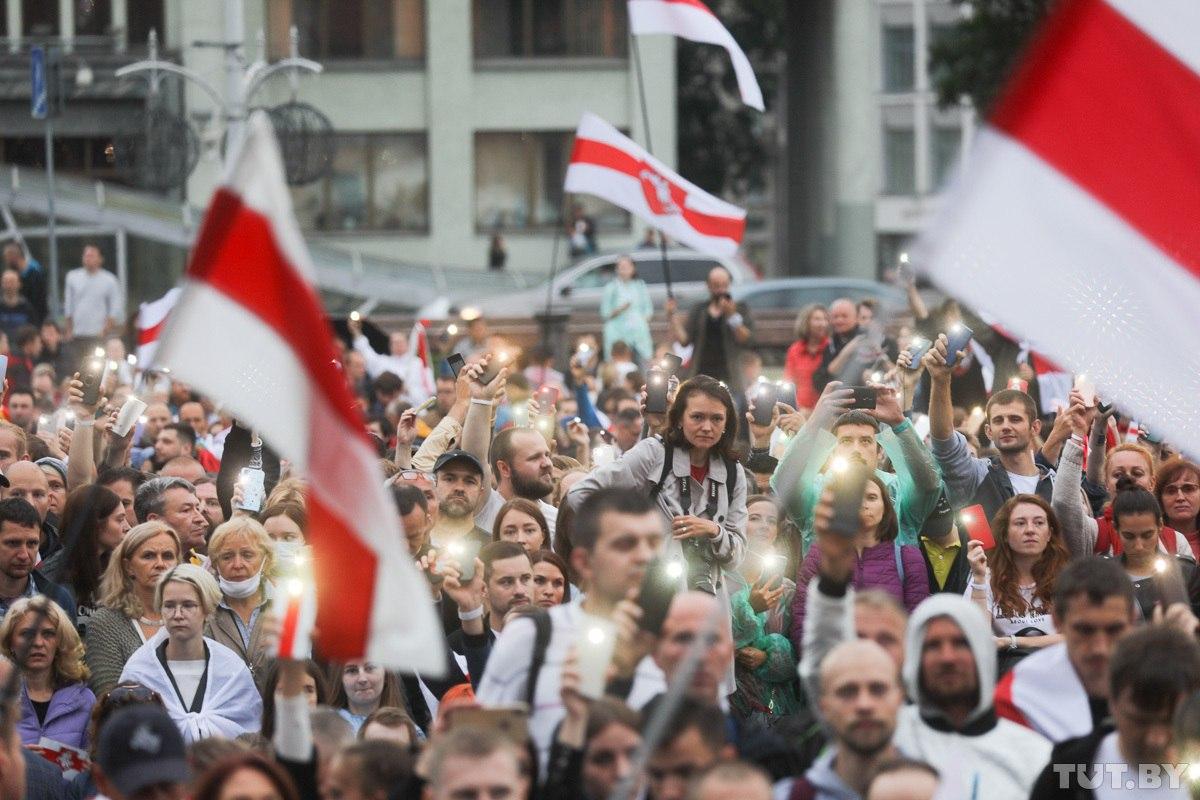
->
xmin=629 ymin=31 xmax=674 ymax=300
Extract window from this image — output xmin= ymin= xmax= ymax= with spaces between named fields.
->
xmin=127 ymin=0 xmax=165 ymax=50
xmin=270 ymin=0 xmax=425 ymax=61
xmin=474 ymin=0 xmax=627 ymax=59
xmin=883 ymin=127 xmax=916 ymax=196
xmin=291 ymin=133 xmax=428 ymax=232
xmin=882 ymin=25 xmax=915 ymax=93
xmin=22 ymin=0 xmax=59 ymax=37
xmin=475 ymin=131 xmax=627 ymax=233
xmin=932 ymin=125 xmax=962 ymax=188
xmin=74 ymin=0 xmax=112 ymax=40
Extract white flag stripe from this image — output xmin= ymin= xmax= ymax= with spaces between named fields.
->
xmin=573 ymin=113 xmax=746 ymax=217
xmin=916 ymin=128 xmax=1200 ymax=448
xmin=156 ymin=281 xmax=444 ymax=671
xmin=1102 ymin=0 xmax=1200 ymax=76
xmin=628 ymin=0 xmax=764 ymax=111
xmin=565 ymin=162 xmax=739 ymax=257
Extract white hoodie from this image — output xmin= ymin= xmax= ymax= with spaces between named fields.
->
xmin=895 ymin=594 xmax=1052 ymax=800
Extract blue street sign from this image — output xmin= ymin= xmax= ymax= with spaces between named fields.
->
xmin=30 ymin=46 xmax=47 ymax=120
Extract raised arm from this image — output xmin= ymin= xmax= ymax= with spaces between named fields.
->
xmin=1052 ymin=421 xmax=1100 ymax=558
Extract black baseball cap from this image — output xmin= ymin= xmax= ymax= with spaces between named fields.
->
xmin=433 ymin=449 xmax=485 ymax=476
xmin=922 ymin=490 xmax=955 ymax=540
xmin=96 ymin=705 xmax=189 ymax=796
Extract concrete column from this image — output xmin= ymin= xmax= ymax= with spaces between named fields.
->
xmin=424 ymin=0 xmax=474 ymax=253
xmin=59 ymin=0 xmax=75 ymax=52
xmin=629 ymin=36 xmax=676 ymax=168
xmin=6 ymin=1 xmax=20 ymax=54
xmin=913 ymin=0 xmax=931 ymax=195
xmin=112 ymin=0 xmax=128 ymax=52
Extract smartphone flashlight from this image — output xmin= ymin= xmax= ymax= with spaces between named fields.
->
xmin=761 ymin=552 xmax=785 ymax=571
xmin=899 ymin=252 xmax=910 ymax=265
xmin=586 ymin=626 xmax=608 ymax=645
xmin=592 ymin=444 xmax=616 ymax=468
xmin=446 ymin=323 xmax=459 ymax=336
xmin=126 ymin=354 xmax=137 ymax=366
xmin=665 ymin=559 xmax=684 ymax=580
xmin=1155 ymin=558 xmax=1168 ymax=574
xmin=870 ymin=371 xmax=883 ymax=383
xmin=93 ymin=346 xmax=105 ymax=358
xmin=349 ymin=310 xmax=361 ymax=322
xmin=830 ymin=456 xmax=849 ymax=474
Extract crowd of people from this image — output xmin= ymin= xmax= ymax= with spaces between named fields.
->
xmin=0 ymin=241 xmax=1195 ymax=800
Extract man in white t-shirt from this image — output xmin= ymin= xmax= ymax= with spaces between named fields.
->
xmin=476 ymin=488 xmax=661 ymax=765
xmin=924 ymin=334 xmax=1054 ymax=520
xmin=64 ymin=244 xmax=123 ymax=359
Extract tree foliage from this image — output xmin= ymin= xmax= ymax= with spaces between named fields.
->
xmin=928 ymin=0 xmax=1053 ymax=113
xmin=675 ymin=0 xmax=785 ymax=199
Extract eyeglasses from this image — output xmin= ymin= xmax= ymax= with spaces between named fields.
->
xmin=162 ymin=601 xmax=202 ymax=615
xmin=396 ymin=471 xmax=435 ymax=483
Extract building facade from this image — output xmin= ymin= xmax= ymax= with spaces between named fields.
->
xmin=0 ymin=0 xmax=676 ymax=306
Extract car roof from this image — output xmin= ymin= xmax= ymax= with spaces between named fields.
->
xmin=561 ymin=249 xmax=748 ymax=280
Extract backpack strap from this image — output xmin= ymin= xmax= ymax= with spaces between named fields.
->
xmin=523 ymin=609 xmax=552 ymax=709
xmin=650 ymin=438 xmax=674 ymax=501
xmin=894 ymin=542 xmax=906 ymax=585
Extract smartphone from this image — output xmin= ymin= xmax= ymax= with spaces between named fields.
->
xmin=36 ymin=414 xmax=53 ymax=438
xmin=775 ymin=380 xmax=797 ymax=408
xmin=113 ymin=397 xmax=148 ymax=438
xmin=576 ymin=342 xmax=597 ymax=369
xmin=959 ymin=504 xmax=995 ymax=549
xmin=592 ymin=443 xmax=617 ymax=468
xmin=751 ymin=383 xmax=775 ymax=426
xmin=237 ymin=467 xmax=266 ymax=513
xmin=478 ymin=351 xmax=510 ymax=385
xmin=904 ymin=339 xmax=932 ymax=370
xmin=645 ymin=368 xmax=669 ymax=414
xmin=659 ymin=353 xmax=683 ymax=375
xmin=0 ymin=355 xmax=8 ymax=387
xmin=1074 ymin=374 xmax=1096 ymax=408
xmin=445 ymin=353 xmax=466 ymax=379
xmin=637 ymin=558 xmax=682 ymax=634
xmin=828 ymin=462 xmax=871 ymax=537
xmin=1007 ymin=377 xmax=1029 ymax=393
xmin=944 ymin=324 xmax=974 ymax=368
xmin=575 ymin=615 xmax=619 ymax=699
xmin=758 ymin=550 xmax=786 ymax=590
xmin=444 ymin=705 xmax=529 ymax=745
xmin=79 ymin=354 xmax=107 ymax=407
xmin=848 ymin=386 xmax=878 ymax=410
xmin=534 ymin=386 xmax=560 ymax=416
xmin=444 ymin=538 xmax=483 ymax=583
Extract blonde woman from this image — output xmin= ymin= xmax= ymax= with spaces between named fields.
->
xmin=205 ymin=517 xmax=277 ymax=688
xmin=119 ymin=564 xmax=262 ymax=743
xmin=84 ymin=521 xmax=181 ymax=695
xmin=0 ymin=596 xmax=95 ymax=748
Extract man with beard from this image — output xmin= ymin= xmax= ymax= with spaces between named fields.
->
xmin=431 ymin=450 xmax=492 ymax=551
xmin=894 ymin=594 xmax=1051 ymax=800
xmin=924 ymin=334 xmax=1054 ymax=519
xmin=776 ymin=639 xmax=905 ymax=800
xmin=772 ymin=382 xmax=942 ymax=549
xmin=476 ymin=427 xmax=558 ymax=535
xmin=192 ymin=476 xmax=225 ymax=537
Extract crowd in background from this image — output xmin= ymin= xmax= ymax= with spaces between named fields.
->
xmin=0 ymin=240 xmax=1193 ymax=800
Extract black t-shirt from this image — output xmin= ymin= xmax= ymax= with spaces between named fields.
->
xmin=697 ymin=312 xmax=729 ymax=380
xmin=31 ymin=698 xmax=49 ymax=725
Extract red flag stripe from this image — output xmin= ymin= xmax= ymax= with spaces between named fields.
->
xmin=137 ymin=316 xmax=168 ymax=346
xmin=991 ymin=0 xmax=1200 ymax=279
xmin=187 ymin=189 xmax=364 ymax=436
xmin=570 ymin=138 xmax=746 ymax=241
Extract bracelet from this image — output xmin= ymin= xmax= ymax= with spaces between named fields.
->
xmin=457 ymin=606 xmax=484 ymax=621
xmin=970 ymin=579 xmax=989 ymax=592
xmin=470 ymin=398 xmax=493 ymax=407
xmin=1070 ymin=433 xmax=1084 ymax=444
xmin=76 ymin=418 xmax=95 ymax=428
xmin=1008 ymin=634 xmax=1019 ymax=651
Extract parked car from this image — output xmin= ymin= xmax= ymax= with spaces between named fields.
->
xmin=463 ymin=249 xmax=757 ymax=318
xmin=732 ymin=277 xmax=906 ymax=314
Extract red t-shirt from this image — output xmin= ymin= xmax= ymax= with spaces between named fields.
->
xmin=690 ymin=464 xmax=709 ymax=485
xmin=783 ymin=338 xmax=829 ymax=410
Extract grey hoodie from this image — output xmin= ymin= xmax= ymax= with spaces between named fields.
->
xmin=895 ymin=594 xmax=1052 ymax=800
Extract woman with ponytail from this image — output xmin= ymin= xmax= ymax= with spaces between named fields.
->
xmin=1109 ymin=477 xmax=1200 ymax=619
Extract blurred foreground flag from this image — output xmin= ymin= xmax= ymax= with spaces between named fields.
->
xmin=628 ymin=0 xmax=763 ymax=111
xmin=566 ymin=112 xmax=746 ymax=258
xmin=154 ymin=112 xmax=445 ymax=671
xmin=916 ymin=0 xmax=1200 ymax=459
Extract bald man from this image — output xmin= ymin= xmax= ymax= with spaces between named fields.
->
xmin=3 ymin=461 xmax=58 ymax=559
xmin=666 ymin=267 xmax=753 ymax=392
xmin=779 ymin=640 xmax=905 ymax=800
xmin=649 ymin=592 xmax=734 ymax=706
xmin=159 ymin=456 xmax=206 ymax=484
xmin=691 ymin=762 xmax=771 ymax=800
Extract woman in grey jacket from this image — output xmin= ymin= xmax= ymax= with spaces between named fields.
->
xmin=566 ymin=375 xmax=747 ymax=597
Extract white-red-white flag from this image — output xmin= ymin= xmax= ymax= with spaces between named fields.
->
xmin=916 ymin=0 xmax=1200 ymax=459
xmin=565 ymin=113 xmax=745 ymax=258
xmin=408 ymin=320 xmax=436 ymax=399
xmin=136 ymin=287 xmax=180 ymax=367
xmin=628 ymin=0 xmax=763 ymax=111
xmin=154 ymin=113 xmax=444 ymax=670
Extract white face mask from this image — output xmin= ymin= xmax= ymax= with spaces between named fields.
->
xmin=274 ymin=540 xmax=302 ymax=563
xmin=218 ymin=567 xmax=262 ymax=599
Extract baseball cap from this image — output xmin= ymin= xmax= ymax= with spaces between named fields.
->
xmin=96 ymin=705 xmax=189 ymax=796
xmin=433 ymin=449 xmax=485 ymax=476
xmin=922 ymin=490 xmax=955 ymax=540
xmin=35 ymin=457 xmax=66 ymax=485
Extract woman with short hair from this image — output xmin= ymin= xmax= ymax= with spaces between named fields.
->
xmin=205 ymin=517 xmax=277 ymax=688
xmin=119 ymin=564 xmax=262 ymax=743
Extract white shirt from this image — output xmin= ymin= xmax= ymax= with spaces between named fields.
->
xmin=1008 ymin=471 xmax=1040 ymax=495
xmin=476 ymin=489 xmax=558 ymax=539
xmin=167 ymin=659 xmax=206 ymax=708
xmin=64 ymin=267 xmax=123 ymax=336
xmin=1094 ymin=731 xmax=1189 ymax=798
xmin=352 ymin=334 xmax=432 ymax=404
